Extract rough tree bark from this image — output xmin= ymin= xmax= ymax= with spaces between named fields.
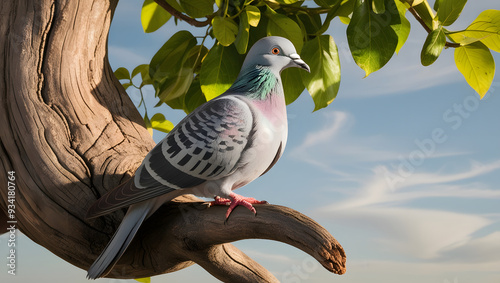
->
xmin=0 ymin=0 xmax=346 ymax=281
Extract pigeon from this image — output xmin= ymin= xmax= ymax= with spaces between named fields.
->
xmin=86 ymin=36 xmax=310 ymax=279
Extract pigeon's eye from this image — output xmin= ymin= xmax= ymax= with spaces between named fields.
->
xmin=271 ymin=47 xmax=280 ymax=55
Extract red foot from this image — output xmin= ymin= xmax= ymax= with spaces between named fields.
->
xmin=209 ymin=192 xmax=268 ymax=219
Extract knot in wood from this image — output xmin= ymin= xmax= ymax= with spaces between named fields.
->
xmin=183 ymin=237 xmax=204 ymax=251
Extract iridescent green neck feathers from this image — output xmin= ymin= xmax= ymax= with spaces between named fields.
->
xmin=227 ymin=65 xmax=279 ymax=100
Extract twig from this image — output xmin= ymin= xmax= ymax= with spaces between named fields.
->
xmin=408 ymin=6 xmax=432 ymax=33
xmin=408 ymin=6 xmax=461 ymax=48
xmin=154 ymin=0 xmax=213 ymax=27
xmin=444 ymin=41 xmax=461 ymax=48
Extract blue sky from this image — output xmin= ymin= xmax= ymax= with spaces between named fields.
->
xmin=2 ymin=1 xmax=499 ymax=283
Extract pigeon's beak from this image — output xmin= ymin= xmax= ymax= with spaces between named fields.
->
xmin=289 ymin=53 xmax=310 ymax=72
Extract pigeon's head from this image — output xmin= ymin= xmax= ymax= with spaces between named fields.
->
xmin=242 ymin=36 xmax=310 ymax=74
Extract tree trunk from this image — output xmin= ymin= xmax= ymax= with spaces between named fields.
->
xmin=0 ymin=0 xmax=346 ymax=281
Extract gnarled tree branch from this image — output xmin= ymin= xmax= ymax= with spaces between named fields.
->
xmin=101 ymin=196 xmax=345 ymax=280
xmin=0 ymin=0 xmax=346 ymax=281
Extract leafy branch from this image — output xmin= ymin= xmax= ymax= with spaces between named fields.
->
xmin=153 ymin=0 xmax=213 ymax=27
xmin=407 ymin=6 xmax=460 ymax=48
xmin=126 ymin=0 xmax=499 ymax=129
xmin=114 ymin=65 xmax=174 ymax=135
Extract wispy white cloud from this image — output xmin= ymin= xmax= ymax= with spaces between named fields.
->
xmin=315 ymin=158 xmax=500 ymax=262
xmin=291 ymin=111 xmax=357 ymax=177
xmin=341 ymin=258 xmax=500 ymax=283
xmin=331 ymin=160 xmax=500 ymax=210
xmin=386 ymin=159 xmax=500 ymax=190
xmin=300 ymin=111 xmax=500 ymax=262
xmin=439 ymin=231 xmax=500 ymax=263
xmin=291 ymin=111 xmax=392 ymax=166
xmin=321 ymin=206 xmax=491 ymax=259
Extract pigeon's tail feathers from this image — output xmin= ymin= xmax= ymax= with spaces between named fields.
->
xmin=86 ymin=176 xmax=176 ymax=219
xmin=86 ymin=201 xmax=153 ymax=279
xmin=86 ymin=178 xmax=137 ymax=219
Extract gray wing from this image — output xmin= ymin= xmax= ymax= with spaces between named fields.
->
xmin=87 ymin=96 xmax=253 ymax=218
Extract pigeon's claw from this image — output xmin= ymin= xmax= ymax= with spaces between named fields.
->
xmin=209 ymin=192 xmax=268 ymax=219
xmin=209 ymin=196 xmax=232 ymax=206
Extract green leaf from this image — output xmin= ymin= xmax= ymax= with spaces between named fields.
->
xmin=410 ymin=1 xmax=433 ymax=30
xmin=421 ymin=27 xmax=446 ymax=66
xmin=372 ymin=0 xmax=385 ymax=14
xmin=200 ymin=44 xmax=243 ymax=100
xmin=246 ymin=6 xmax=261 ymax=27
xmin=141 ymin=0 xmax=171 ymax=33
xmin=184 ymin=79 xmax=207 ymax=113
xmin=156 ymin=45 xmax=206 ymax=104
xmin=149 ymin=30 xmax=197 ymax=80
xmin=316 ymin=0 xmax=355 ymax=33
xmin=435 ymin=0 xmax=467 ymax=26
xmin=235 ymin=11 xmax=250 ymax=54
xmin=166 ymin=0 xmax=184 ymax=12
xmin=248 ymin=10 xmax=269 ymax=46
xmin=446 ymin=31 xmax=483 ymax=46
xmin=143 ymin=113 xmax=153 ymax=137
xmin=179 ymin=0 xmax=214 ymax=18
xmin=132 ymin=64 xmax=146 ymax=79
xmin=282 ymin=67 xmax=306 ymax=105
xmin=265 ymin=6 xmax=303 ymax=52
xmin=394 ymin=0 xmax=410 ymax=53
xmin=135 ymin=277 xmax=151 ymax=283
xmin=298 ymin=12 xmax=322 ymax=36
xmin=275 ymin=0 xmax=300 ymax=4
xmin=114 ymin=67 xmax=130 ymax=81
xmin=131 ymin=64 xmax=153 ymax=86
xmin=150 ymin=113 xmax=175 ymax=133
xmin=301 ymin=35 xmax=341 ymax=111
xmin=156 ymin=67 xmax=193 ymax=103
xmin=314 ymin=0 xmax=341 ymax=8
xmin=132 ymin=64 xmax=149 ymax=80
xmin=346 ymin=0 xmax=400 ymax=77
xmin=235 ymin=6 xmax=261 ymax=54
xmin=163 ymin=94 xmax=185 ymax=110
xmin=463 ymin=10 xmax=500 ymax=53
xmin=433 ymin=0 xmax=442 ymax=11
xmin=336 ymin=0 xmax=356 ymax=25
xmin=401 ymin=0 xmax=424 ymax=6
xmin=122 ymin=82 xmax=133 ymax=90
xmin=212 ymin=17 xmax=239 ymax=46
xmin=454 ymin=41 xmax=495 ymax=98
xmin=184 ymin=45 xmax=209 ymax=72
